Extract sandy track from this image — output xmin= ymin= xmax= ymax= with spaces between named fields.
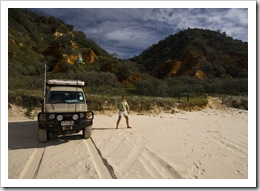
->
xmin=8 ymin=102 xmax=248 ymax=180
xmin=8 ymin=121 xmax=113 ymax=179
xmin=15 ymin=137 xmax=114 ymax=179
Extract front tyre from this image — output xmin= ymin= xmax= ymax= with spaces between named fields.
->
xmin=38 ymin=128 xmax=48 ymax=143
xmin=83 ymin=126 xmax=92 ymax=139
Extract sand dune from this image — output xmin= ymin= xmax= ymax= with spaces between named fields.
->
xmin=6 ymin=97 xmax=251 ymax=187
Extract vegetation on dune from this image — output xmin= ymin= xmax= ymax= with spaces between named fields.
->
xmin=8 ymin=9 xmax=248 ymax=113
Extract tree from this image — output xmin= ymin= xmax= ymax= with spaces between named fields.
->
xmin=78 ymin=71 xmax=122 ymax=95
xmin=134 ymin=76 xmax=167 ymax=97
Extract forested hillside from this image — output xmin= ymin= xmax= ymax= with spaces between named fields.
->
xmin=8 ymin=9 xmax=248 ymax=108
xmin=8 ymin=8 xmax=128 ymax=94
xmin=132 ymin=28 xmax=248 ymax=79
xmin=131 ymin=28 xmax=248 ymax=97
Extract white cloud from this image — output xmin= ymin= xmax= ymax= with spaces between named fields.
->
xmin=225 ymin=9 xmax=248 ymax=25
xmin=106 ymin=27 xmax=157 ymax=43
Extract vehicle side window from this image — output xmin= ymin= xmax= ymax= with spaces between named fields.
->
xmin=78 ymin=92 xmax=84 ymax=102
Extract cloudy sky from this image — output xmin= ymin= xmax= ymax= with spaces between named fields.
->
xmin=31 ymin=8 xmax=248 ymax=59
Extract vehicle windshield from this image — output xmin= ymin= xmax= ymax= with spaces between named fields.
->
xmin=46 ymin=91 xmax=85 ymax=104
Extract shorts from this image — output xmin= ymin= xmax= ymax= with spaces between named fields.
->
xmin=118 ymin=111 xmax=128 ymax=117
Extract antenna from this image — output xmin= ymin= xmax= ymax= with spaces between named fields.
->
xmin=75 ymin=64 xmax=79 ymax=112
xmin=43 ymin=62 xmax=47 ymax=113
xmin=75 ymin=53 xmax=82 ymax=112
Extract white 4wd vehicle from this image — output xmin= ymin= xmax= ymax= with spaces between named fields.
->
xmin=37 ymin=79 xmax=94 ymax=143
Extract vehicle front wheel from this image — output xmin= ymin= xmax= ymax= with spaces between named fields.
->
xmin=38 ymin=128 xmax=48 ymax=143
xmin=83 ymin=126 xmax=92 ymax=139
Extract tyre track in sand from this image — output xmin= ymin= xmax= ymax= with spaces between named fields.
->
xmin=19 ymin=147 xmax=46 ymax=179
xmin=139 ymin=147 xmax=183 ymax=179
xmin=18 ymin=137 xmax=116 ymax=179
xmin=84 ymin=138 xmax=116 ymax=179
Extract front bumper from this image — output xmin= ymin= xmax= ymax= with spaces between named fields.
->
xmin=38 ymin=111 xmax=94 ymax=132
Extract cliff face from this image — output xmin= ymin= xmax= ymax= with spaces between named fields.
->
xmin=52 ymin=49 xmax=97 ymax=72
xmin=82 ymin=48 xmax=97 ymax=64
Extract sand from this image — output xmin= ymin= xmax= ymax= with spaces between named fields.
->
xmin=5 ymin=97 xmax=253 ymax=187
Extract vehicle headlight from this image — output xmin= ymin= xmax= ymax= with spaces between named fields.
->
xmin=49 ymin=114 xmax=55 ymax=120
xmin=57 ymin=115 xmax=63 ymax=121
xmin=80 ymin=113 xmax=85 ymax=118
xmin=72 ymin=114 xmax=79 ymax=120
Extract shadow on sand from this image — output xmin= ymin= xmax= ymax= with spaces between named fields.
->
xmin=8 ymin=121 xmax=86 ymax=150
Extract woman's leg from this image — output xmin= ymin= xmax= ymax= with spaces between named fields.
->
xmin=116 ymin=116 xmax=121 ymax=129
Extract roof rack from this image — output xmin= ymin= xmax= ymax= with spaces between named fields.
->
xmin=47 ymin=79 xmax=85 ymax=87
